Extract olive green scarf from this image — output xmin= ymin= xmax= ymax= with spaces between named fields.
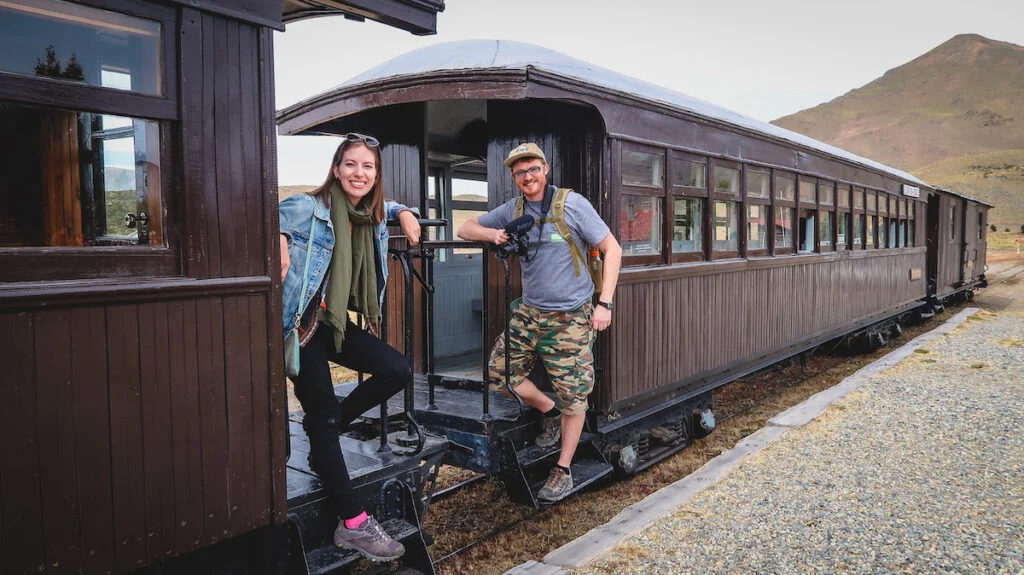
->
xmin=323 ymin=181 xmax=379 ymax=352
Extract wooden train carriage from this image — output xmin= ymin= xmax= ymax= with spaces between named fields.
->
xmin=0 ymin=1 xmax=443 ymax=574
xmin=927 ymin=187 xmax=991 ymax=298
xmin=277 ymin=40 xmax=940 ymax=432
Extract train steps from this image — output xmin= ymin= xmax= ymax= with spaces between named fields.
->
xmin=289 ymin=517 xmax=433 ymax=575
xmin=500 ymin=430 xmax=614 ymax=508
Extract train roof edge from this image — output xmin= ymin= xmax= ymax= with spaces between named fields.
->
xmin=277 ymin=39 xmax=931 ymax=188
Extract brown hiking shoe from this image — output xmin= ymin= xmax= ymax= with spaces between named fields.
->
xmin=535 ymin=415 xmax=561 ymax=448
xmin=333 ymin=515 xmax=405 ymax=561
xmin=537 ymin=466 xmax=574 ymax=502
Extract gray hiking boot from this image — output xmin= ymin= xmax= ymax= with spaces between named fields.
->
xmin=535 ymin=415 xmax=561 ymax=448
xmin=333 ymin=515 xmax=405 ymax=561
xmin=537 ymin=466 xmax=574 ymax=502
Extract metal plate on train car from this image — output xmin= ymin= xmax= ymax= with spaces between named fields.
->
xmin=910 ymin=268 xmax=923 ymax=280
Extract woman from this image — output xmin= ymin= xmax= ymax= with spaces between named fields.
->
xmin=279 ymin=133 xmax=420 ymax=561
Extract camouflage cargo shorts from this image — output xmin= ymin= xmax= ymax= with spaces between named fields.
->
xmin=488 ymin=298 xmax=595 ymax=416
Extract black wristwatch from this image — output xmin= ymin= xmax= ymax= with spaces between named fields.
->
xmin=596 ymin=300 xmax=614 ymax=311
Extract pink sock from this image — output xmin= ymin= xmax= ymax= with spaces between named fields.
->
xmin=344 ymin=511 xmax=368 ymax=529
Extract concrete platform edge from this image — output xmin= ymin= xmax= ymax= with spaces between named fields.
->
xmin=507 ymin=307 xmax=980 ymax=574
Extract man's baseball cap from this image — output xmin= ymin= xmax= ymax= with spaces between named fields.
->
xmin=504 ymin=142 xmax=546 ymax=168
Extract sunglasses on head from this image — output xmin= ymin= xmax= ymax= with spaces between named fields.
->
xmin=343 ymin=132 xmax=380 ymax=148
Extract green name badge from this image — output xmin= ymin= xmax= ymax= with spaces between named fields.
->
xmin=550 ymin=233 xmax=565 ymax=242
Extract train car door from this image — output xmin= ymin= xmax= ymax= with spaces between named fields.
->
xmin=926 ymin=192 xmax=941 ymax=295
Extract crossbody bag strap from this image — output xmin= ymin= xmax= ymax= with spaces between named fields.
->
xmin=293 ymin=212 xmax=319 ymax=328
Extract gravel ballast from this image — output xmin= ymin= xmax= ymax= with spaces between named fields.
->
xmin=568 ymin=287 xmax=1024 ymax=574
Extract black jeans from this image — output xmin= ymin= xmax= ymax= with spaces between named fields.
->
xmin=290 ymin=321 xmax=410 ymax=519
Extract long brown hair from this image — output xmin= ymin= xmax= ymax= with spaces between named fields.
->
xmin=310 ymin=138 xmax=386 ymax=224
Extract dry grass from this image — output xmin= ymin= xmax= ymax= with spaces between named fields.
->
xmin=426 ymin=305 xmax=961 ymax=574
xmin=997 ymin=337 xmax=1023 ymax=347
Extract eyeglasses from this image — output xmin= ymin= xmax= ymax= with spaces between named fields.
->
xmin=344 ymin=132 xmax=380 ymax=148
xmin=512 ymin=165 xmax=544 ymax=180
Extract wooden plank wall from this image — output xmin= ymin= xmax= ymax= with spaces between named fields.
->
xmin=0 ymin=9 xmax=284 ymax=575
xmin=935 ymin=194 xmax=963 ymax=294
xmin=597 ymin=251 xmax=927 ymax=410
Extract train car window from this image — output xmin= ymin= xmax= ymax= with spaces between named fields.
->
xmin=451 ymin=176 xmax=488 ymax=254
xmin=819 ymin=181 xmax=834 ymax=206
xmin=899 ymin=218 xmax=907 ymax=248
xmin=712 ymin=200 xmax=738 ymax=253
xmin=977 ymin=212 xmax=983 ymax=240
xmin=775 ymin=172 xmax=795 ymax=201
xmin=889 ymin=218 xmax=898 ymax=248
xmin=878 ymin=195 xmax=889 ymax=217
xmin=819 ymin=211 xmax=834 ymax=251
xmin=775 ymin=207 xmax=794 ymax=252
xmin=879 ymin=216 xmax=888 ymax=248
xmin=673 ymin=157 xmax=706 ymax=191
xmin=0 ymin=99 xmax=164 ymax=248
xmin=837 ymin=184 xmax=850 ymax=209
xmin=747 ymin=204 xmax=768 ymax=251
xmin=866 ymin=191 xmax=877 ymax=214
xmin=798 ymin=209 xmax=816 ymax=253
xmin=854 ymin=214 xmax=864 ymax=248
xmin=0 ymin=0 xmax=164 ymax=96
xmin=949 ymin=206 xmax=956 ymax=240
xmin=798 ymin=178 xmax=816 ymax=206
xmin=866 ymin=215 xmax=876 ymax=248
xmin=620 ymin=194 xmax=662 ymax=257
xmin=672 ymin=197 xmax=703 ymax=254
xmin=908 ymin=202 xmax=916 ymax=247
xmin=853 ymin=188 xmax=865 ymax=211
xmin=622 ymin=149 xmax=665 ymax=188
xmin=713 ymin=166 xmax=739 ymax=196
xmin=837 ymin=211 xmax=849 ymax=249
xmin=745 ymin=169 xmax=770 ymax=199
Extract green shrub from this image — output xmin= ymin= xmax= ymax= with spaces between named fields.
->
xmin=990 ymin=224 xmax=997 ymax=232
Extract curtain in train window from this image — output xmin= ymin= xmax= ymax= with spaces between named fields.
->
xmin=798 ymin=209 xmax=816 ymax=252
xmin=713 ymin=200 xmax=737 ymax=252
xmin=775 ymin=207 xmax=794 ymax=249
xmin=620 ymin=194 xmax=661 ymax=256
xmin=0 ymin=100 xmax=162 ymax=247
xmin=747 ymin=204 xmax=768 ymax=250
xmin=672 ymin=197 xmax=702 ymax=253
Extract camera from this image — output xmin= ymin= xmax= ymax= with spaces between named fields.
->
xmin=494 ymin=215 xmax=534 ymax=260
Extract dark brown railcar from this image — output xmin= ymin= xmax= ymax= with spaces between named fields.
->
xmin=277 ymin=41 xmax=939 ymax=435
xmin=927 ymin=187 xmax=991 ymax=298
xmin=0 ymin=1 xmax=443 ymax=574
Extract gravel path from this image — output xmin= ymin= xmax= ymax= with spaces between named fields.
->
xmin=574 ymin=281 xmax=1024 ymax=575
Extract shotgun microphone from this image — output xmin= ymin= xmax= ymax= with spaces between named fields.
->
xmin=496 ymin=214 xmax=535 ymax=259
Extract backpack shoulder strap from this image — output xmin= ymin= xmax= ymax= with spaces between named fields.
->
xmin=513 ymin=195 xmax=525 ymax=220
xmin=552 ymin=188 xmax=586 ymax=278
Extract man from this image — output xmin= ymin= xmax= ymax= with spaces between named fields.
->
xmin=457 ymin=142 xmax=622 ymax=502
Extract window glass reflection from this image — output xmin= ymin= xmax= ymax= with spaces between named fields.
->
xmin=747 ymin=204 xmax=768 ymax=250
xmin=620 ymin=194 xmax=661 ymax=256
xmin=713 ymin=200 xmax=737 ymax=252
xmin=0 ymin=0 xmax=162 ymax=95
xmin=672 ymin=197 xmax=702 ymax=253
xmin=622 ymin=150 xmax=664 ymax=188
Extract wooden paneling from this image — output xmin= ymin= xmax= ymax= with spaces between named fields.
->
xmin=0 ymin=293 xmax=278 ymax=574
xmin=597 ymin=251 xmax=927 ymax=411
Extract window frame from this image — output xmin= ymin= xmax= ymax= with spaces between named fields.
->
xmin=0 ymin=0 xmax=180 ymax=282
xmin=773 ymin=170 xmax=796 ymax=255
xmin=817 ymin=179 xmax=835 ymax=252
xmin=744 ymin=166 xmax=771 ymax=257
xmin=836 ymin=183 xmax=851 ymax=250
xmin=618 ymin=142 xmax=667 ymax=266
xmin=709 ymin=158 xmax=741 ymax=259
xmin=865 ymin=190 xmax=878 ymax=249
xmin=668 ymin=150 xmax=708 ymax=263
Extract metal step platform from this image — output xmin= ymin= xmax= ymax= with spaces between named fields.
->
xmin=286 ymin=413 xmax=447 ymax=574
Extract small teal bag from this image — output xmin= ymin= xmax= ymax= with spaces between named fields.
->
xmin=284 ymin=215 xmax=318 ymax=378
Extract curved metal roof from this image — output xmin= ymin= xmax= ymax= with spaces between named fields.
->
xmin=292 ymin=39 xmax=927 ymax=187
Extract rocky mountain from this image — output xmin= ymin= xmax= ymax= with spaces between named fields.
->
xmin=773 ymin=34 xmax=1024 ymax=226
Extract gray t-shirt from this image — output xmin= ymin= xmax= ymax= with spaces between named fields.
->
xmin=479 ymin=187 xmax=610 ymax=311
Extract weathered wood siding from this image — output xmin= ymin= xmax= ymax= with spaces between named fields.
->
xmin=0 ymin=8 xmax=285 ymax=575
xmin=596 ymin=250 xmax=927 ymax=412
xmin=934 ymin=192 xmax=964 ymax=295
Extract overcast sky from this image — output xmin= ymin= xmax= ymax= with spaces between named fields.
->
xmin=273 ymin=0 xmax=1024 ymax=185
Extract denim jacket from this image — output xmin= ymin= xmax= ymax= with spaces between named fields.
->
xmin=279 ymin=193 xmax=413 ymax=337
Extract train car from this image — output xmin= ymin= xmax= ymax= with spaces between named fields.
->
xmin=0 ymin=1 xmax=447 ymax=574
xmin=927 ymin=187 xmax=991 ymax=304
xmin=277 ymin=40 xmax=991 ymax=504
